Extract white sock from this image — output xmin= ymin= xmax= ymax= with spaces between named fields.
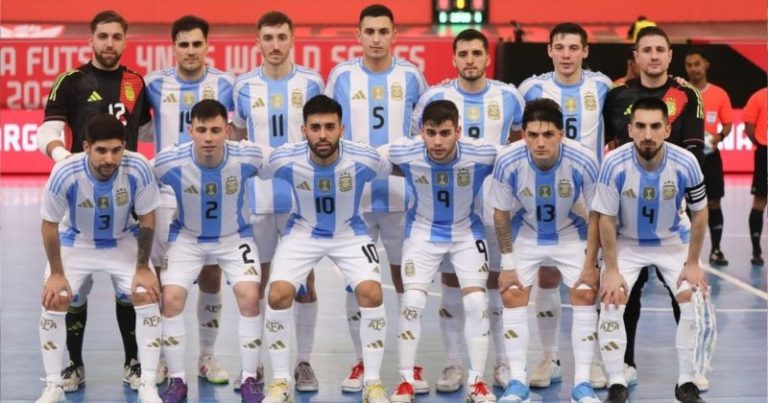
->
xmin=463 ymin=292 xmax=490 ymax=383
xmin=39 ymin=310 xmax=66 ymax=384
xmin=239 ymin=314 xmax=263 ymax=376
xmin=439 ymin=283 xmax=465 ymax=367
xmin=295 ymin=301 xmax=318 ymax=364
xmin=503 ymin=306 xmax=529 ymax=383
xmin=535 ymin=286 xmax=561 ymax=359
xmin=162 ymin=314 xmax=186 ymax=382
xmin=197 ymin=291 xmax=222 ymax=356
xmin=488 ymin=290 xmax=507 ymax=364
xmin=398 ymin=289 xmax=426 ymax=382
xmin=676 ymin=302 xmax=696 ymax=385
xmin=360 ymin=305 xmax=387 ymax=383
xmin=598 ymin=304 xmax=626 ymax=386
xmin=135 ymin=303 xmax=162 ymax=384
xmin=346 ymin=292 xmax=363 ymax=361
xmin=265 ymin=306 xmax=292 ymax=380
xmin=571 ymin=305 xmax=598 ymax=385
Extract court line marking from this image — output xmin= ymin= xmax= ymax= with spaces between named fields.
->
xmin=701 ymin=265 xmax=768 ymax=300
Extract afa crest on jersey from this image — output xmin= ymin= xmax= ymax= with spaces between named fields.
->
xmin=643 ymin=186 xmax=656 ymax=201
xmin=124 ymin=83 xmax=136 ymax=102
xmin=557 ymin=180 xmax=573 ymax=198
xmin=665 ymin=98 xmax=677 ymax=116
xmin=205 ymin=183 xmax=218 ymax=196
xmin=339 ymin=172 xmax=353 ymax=192
xmin=487 ymin=102 xmax=501 ymax=120
xmin=97 ymin=196 xmax=110 ymax=210
xmin=584 ymin=93 xmax=597 ymax=111
xmin=225 ymin=176 xmax=238 ymax=195
xmin=291 ymin=89 xmax=304 ymax=108
xmin=662 ymin=181 xmax=676 ymax=200
xmin=202 ymin=86 xmax=216 ymax=100
xmin=539 ymin=185 xmax=552 ymax=199
xmin=457 ymin=169 xmax=471 ymax=187
xmin=391 ymin=82 xmax=404 ymax=101
xmin=115 ymin=188 xmax=129 ymax=206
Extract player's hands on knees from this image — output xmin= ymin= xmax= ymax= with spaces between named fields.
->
xmin=599 ymin=269 xmax=627 ymax=307
xmin=499 ymin=270 xmax=524 ymax=293
xmin=574 ymin=264 xmax=600 ymax=292
xmin=133 ymin=265 xmax=161 ymax=303
xmin=678 ymin=262 xmax=708 ymax=293
xmin=42 ymin=273 xmax=72 ymax=310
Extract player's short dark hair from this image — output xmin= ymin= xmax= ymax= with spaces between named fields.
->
xmin=85 ymin=113 xmax=126 ymax=144
xmin=171 ymin=15 xmax=209 ymax=42
xmin=421 ymin=100 xmax=459 ymax=127
xmin=191 ymin=99 xmax=228 ymax=123
xmin=303 ymin=95 xmax=343 ymax=123
xmin=549 ymin=22 xmax=588 ymax=46
xmin=453 ymin=29 xmax=488 ymax=53
xmin=359 ymin=4 xmax=394 ymax=25
xmin=630 ymin=97 xmax=669 ymax=120
xmin=90 ymin=10 xmax=128 ymax=33
xmin=684 ymin=47 xmax=709 ymax=61
xmin=257 ymin=11 xmax=294 ymax=32
xmin=634 ymin=26 xmax=671 ymax=48
xmin=522 ymin=98 xmax=564 ymax=130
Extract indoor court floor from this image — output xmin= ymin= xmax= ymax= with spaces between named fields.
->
xmin=1 ymin=174 xmax=766 ymax=402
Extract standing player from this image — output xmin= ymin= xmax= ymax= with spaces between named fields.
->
xmin=684 ymin=48 xmax=733 ymax=268
xmin=389 ymin=100 xmax=497 ymax=403
xmin=154 ymin=100 xmax=268 ymax=403
xmin=261 ymin=95 xmax=390 ymax=403
xmin=743 ymin=87 xmax=767 ymax=266
xmin=490 ymin=99 xmax=601 ymax=403
xmin=36 ymin=114 xmax=162 ymax=403
xmin=325 ymin=3 xmax=427 ymax=392
xmin=232 ymin=11 xmax=324 ymax=391
xmin=412 ymin=28 xmax=525 ymax=392
xmin=594 ymin=97 xmax=708 ymax=403
xmin=144 ymin=15 xmax=234 ymax=385
xmin=602 ymin=26 xmax=705 ymax=386
xmin=35 ymin=10 xmax=153 ymax=391
xmin=517 ymin=22 xmax=612 ymax=389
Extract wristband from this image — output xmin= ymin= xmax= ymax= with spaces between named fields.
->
xmin=51 ymin=147 xmax=72 ymax=163
xmin=500 ymin=252 xmax=515 ymax=271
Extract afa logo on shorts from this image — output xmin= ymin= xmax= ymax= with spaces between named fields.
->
xmin=404 ymin=259 xmax=416 ymax=277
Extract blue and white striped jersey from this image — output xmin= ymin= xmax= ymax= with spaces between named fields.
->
xmin=153 ymin=141 xmax=267 ymax=242
xmin=265 ymin=139 xmax=390 ymax=238
xmin=518 ymin=71 xmax=612 ymax=162
xmin=390 ymin=138 xmax=497 ymax=242
xmin=489 ymin=139 xmax=600 ymax=246
xmin=145 ymin=66 xmax=235 ymax=153
xmin=592 ymin=142 xmax=707 ymax=246
xmin=412 ymin=79 xmax=525 ymax=145
xmin=325 ymin=57 xmax=427 ymax=212
xmin=232 ymin=64 xmax=324 ymax=214
xmin=41 ymin=151 xmax=158 ymax=248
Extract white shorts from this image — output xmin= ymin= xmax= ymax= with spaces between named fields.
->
xmin=151 ymin=203 xmax=174 ymax=269
xmin=402 ymin=238 xmax=489 ymax=290
xmin=439 ymin=224 xmax=501 ymax=274
xmin=251 ymin=213 xmax=290 ymax=264
xmin=45 ymin=237 xmax=139 ymax=306
xmin=513 ymin=241 xmax=586 ymax=288
xmin=611 ymin=241 xmax=691 ymax=296
xmin=270 ymin=234 xmax=382 ymax=292
xmin=363 ymin=211 xmax=404 ymax=265
xmin=163 ymin=231 xmax=261 ymax=290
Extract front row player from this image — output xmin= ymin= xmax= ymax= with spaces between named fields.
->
xmin=390 ymin=100 xmax=498 ymax=403
xmin=593 ymin=97 xmax=709 ymax=403
xmin=37 ymin=114 xmax=163 ymax=403
xmin=153 ymin=100 xmax=269 ymax=403
xmin=489 ymin=99 xmax=602 ymax=403
xmin=261 ymin=95 xmax=390 ymax=403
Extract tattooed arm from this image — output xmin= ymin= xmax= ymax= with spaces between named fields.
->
xmin=133 ymin=211 xmax=160 ymax=303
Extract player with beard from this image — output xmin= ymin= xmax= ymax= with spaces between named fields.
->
xmin=36 ymin=9 xmax=153 ymax=393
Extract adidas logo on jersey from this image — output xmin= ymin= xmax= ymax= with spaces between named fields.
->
xmin=87 ymin=91 xmax=102 ymax=102
xmin=184 ymin=185 xmax=199 ymax=194
xmin=163 ymin=94 xmax=178 ymax=103
xmin=415 ymin=175 xmax=429 ymax=184
xmin=351 ymin=90 xmax=366 ymax=100
xmin=622 ymin=189 xmax=637 ymax=199
xmin=519 ymin=187 xmax=533 ymax=197
xmin=297 ymin=181 xmax=311 ymax=191
xmin=251 ymin=98 xmax=265 ymax=108
xmin=78 ymin=199 xmax=94 ymax=208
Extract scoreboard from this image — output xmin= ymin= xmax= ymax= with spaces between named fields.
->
xmin=434 ymin=0 xmax=488 ymax=25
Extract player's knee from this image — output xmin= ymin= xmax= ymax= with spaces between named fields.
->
xmin=441 ymin=272 xmax=461 ymax=287
xmin=50 ymin=295 xmax=71 ymax=312
xmin=501 ymin=286 xmax=529 ymax=308
xmin=197 ymin=265 xmax=222 ymax=293
xmin=570 ymin=287 xmax=596 ymax=306
xmin=402 ymin=287 xmax=428 ymax=314
xmin=131 ymin=290 xmax=154 ymax=307
xmin=462 ymin=289 xmax=487 ymax=313
xmin=233 ymin=281 xmax=261 ymax=315
xmin=538 ymin=266 xmax=561 ymax=288
xmin=676 ymin=289 xmax=693 ymax=303
xmin=161 ymin=285 xmax=187 ymax=317
xmin=267 ymin=281 xmax=296 ymax=310
xmin=355 ymin=280 xmax=383 ymax=307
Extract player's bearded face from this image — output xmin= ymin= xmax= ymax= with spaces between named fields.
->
xmin=85 ymin=139 xmax=124 ymax=180
xmin=90 ymin=22 xmax=126 ymax=70
xmin=304 ymin=114 xmax=343 ymax=162
xmin=635 ymin=35 xmax=672 ymax=78
xmin=258 ymin=24 xmax=294 ymax=66
xmin=453 ymin=39 xmax=489 ymax=82
xmin=422 ymin=120 xmax=460 ymax=163
xmin=523 ymin=121 xmax=562 ymax=168
xmin=173 ymin=29 xmax=208 ymax=75
xmin=629 ymin=110 xmax=670 ymax=161
xmin=358 ymin=17 xmax=395 ymax=61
